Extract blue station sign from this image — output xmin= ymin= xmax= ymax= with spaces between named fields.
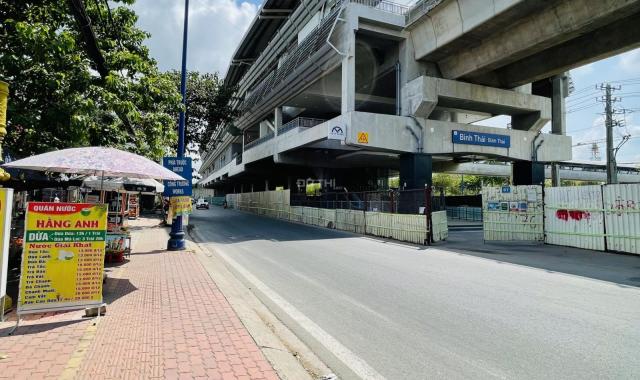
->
xmin=162 ymin=157 xmax=192 ymax=197
xmin=452 ymin=130 xmax=510 ymax=148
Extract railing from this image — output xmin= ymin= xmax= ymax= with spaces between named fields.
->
xmin=348 ymin=0 xmax=409 ymax=15
xmin=405 ymin=0 xmax=443 ymax=25
xmin=278 ymin=117 xmax=326 ymax=135
xmin=446 ymin=206 xmax=483 ymax=222
xmin=244 ymin=132 xmax=274 ymax=151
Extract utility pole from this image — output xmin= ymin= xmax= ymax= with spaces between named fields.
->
xmin=599 ymin=83 xmax=620 ymax=184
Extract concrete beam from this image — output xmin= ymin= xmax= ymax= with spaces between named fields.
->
xmin=402 ymin=76 xmax=551 ymax=131
xmin=436 ymin=0 xmax=640 ymax=84
xmin=408 ymin=0 xmax=544 ymax=61
xmin=474 ymin=13 xmax=640 ymax=87
xmin=342 ymin=112 xmax=570 ymax=161
xmin=402 ymin=76 xmax=437 ymax=117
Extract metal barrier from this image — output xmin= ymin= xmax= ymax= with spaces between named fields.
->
xmin=225 ymin=189 xmax=450 ymax=245
xmin=291 ymin=189 xmax=433 ymax=214
xmin=348 ymin=0 xmax=410 ymax=15
xmin=244 ymin=132 xmax=274 ymax=151
xmin=446 ymin=206 xmax=483 ymax=221
xmin=278 ymin=117 xmax=326 ymax=135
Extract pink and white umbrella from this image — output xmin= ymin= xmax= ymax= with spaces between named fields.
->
xmin=2 ymin=147 xmax=185 ymax=180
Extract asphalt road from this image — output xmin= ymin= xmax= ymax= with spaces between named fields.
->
xmin=191 ymin=207 xmax=640 ymax=380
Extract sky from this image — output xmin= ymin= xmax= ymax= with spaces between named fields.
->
xmin=129 ymin=0 xmax=640 ymax=167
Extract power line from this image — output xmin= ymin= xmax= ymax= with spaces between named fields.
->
xmin=567 ymin=103 xmax=600 ymax=113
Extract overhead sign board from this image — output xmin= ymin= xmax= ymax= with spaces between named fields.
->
xmin=18 ymin=202 xmax=107 ymax=314
xmin=452 ymin=130 xmax=510 ymax=148
xmin=163 ymin=157 xmax=192 ymax=197
xmin=1 ymin=188 xmax=13 ymax=305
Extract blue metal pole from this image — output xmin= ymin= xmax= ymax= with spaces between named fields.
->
xmin=168 ymin=0 xmax=189 ymax=251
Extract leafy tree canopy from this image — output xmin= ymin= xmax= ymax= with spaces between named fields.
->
xmin=164 ymin=71 xmax=237 ymax=154
xmin=1 ymin=0 xmax=182 ymax=161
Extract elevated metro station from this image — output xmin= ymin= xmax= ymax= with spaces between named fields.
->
xmin=199 ymin=0 xmax=640 ymax=193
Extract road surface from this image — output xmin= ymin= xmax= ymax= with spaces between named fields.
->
xmin=191 ymin=207 xmax=640 ymax=380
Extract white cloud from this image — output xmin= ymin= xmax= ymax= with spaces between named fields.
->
xmin=130 ymin=0 xmax=258 ymax=74
xmin=571 ymin=63 xmax=595 ymax=77
xmin=617 ymin=48 xmax=640 ymax=74
xmin=571 ymin=114 xmax=640 ymax=163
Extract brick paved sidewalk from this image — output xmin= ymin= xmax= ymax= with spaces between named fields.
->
xmin=0 ymin=218 xmax=278 ymax=380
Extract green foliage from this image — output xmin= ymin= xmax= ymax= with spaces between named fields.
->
xmin=1 ymin=0 xmax=181 ymax=161
xmin=433 ymin=173 xmax=506 ymax=195
xmin=165 ymin=71 xmax=238 ymax=153
xmin=560 ymin=179 xmax=603 ymax=186
xmin=389 ymin=174 xmax=507 ymax=194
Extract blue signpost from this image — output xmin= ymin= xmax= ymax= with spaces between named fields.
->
xmin=163 ymin=157 xmax=192 ymax=197
xmin=452 ymin=130 xmax=510 ymax=148
xmin=167 ymin=0 xmax=190 ymax=251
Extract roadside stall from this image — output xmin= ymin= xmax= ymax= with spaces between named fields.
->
xmin=82 ymin=176 xmax=165 ymax=262
xmin=1 ymin=147 xmax=185 ymax=303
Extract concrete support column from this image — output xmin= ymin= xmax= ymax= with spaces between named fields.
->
xmin=265 ymin=179 xmax=269 ymax=191
xmin=341 ymin=31 xmax=356 ymax=114
xmin=551 ymin=74 xmax=567 ymax=135
xmin=512 ymin=161 xmax=545 ymax=186
xmin=551 ymin=73 xmax=567 ymax=187
xmin=259 ymin=121 xmax=270 ymax=138
xmin=551 ymin=164 xmax=561 ymax=187
xmin=274 ymin=107 xmax=282 ymax=137
xmin=399 ymin=153 xmax=432 ymax=189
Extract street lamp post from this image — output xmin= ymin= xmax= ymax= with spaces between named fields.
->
xmin=168 ymin=0 xmax=189 ymax=251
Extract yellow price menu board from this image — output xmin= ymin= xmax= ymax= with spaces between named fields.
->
xmin=170 ymin=196 xmax=192 ymax=216
xmin=18 ymin=202 xmax=107 ymax=314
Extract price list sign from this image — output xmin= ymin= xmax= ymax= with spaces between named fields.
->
xmin=18 ymin=203 xmax=108 ymax=314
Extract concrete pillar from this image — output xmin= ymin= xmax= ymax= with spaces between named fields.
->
xmin=551 ymin=73 xmax=567 ymax=187
xmin=512 ymin=161 xmax=545 ymax=186
xmin=399 ymin=153 xmax=432 ymax=189
xmin=551 ymin=164 xmax=561 ymax=187
xmin=341 ymin=31 xmax=356 ymax=114
xmin=251 ymin=183 xmax=254 ymax=192
xmin=259 ymin=121 xmax=269 ymax=138
xmin=551 ymin=74 xmax=567 ymax=135
xmin=265 ymin=179 xmax=269 ymax=191
xmin=274 ymin=107 xmax=282 ymax=136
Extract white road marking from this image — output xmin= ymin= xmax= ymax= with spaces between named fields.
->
xmin=211 ymin=243 xmax=386 ymax=380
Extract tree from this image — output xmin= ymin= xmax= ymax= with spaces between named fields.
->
xmin=1 ymin=0 xmax=182 ymax=161
xmin=165 ymin=71 xmax=238 ymax=154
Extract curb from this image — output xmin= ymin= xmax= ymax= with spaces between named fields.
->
xmin=187 ymin=229 xmax=334 ymax=380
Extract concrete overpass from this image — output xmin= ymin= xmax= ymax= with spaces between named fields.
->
xmin=450 ymin=161 xmax=640 ymax=183
xmin=407 ymin=0 xmax=640 ymax=88
xmin=199 ymin=0 xmax=640 ymax=194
